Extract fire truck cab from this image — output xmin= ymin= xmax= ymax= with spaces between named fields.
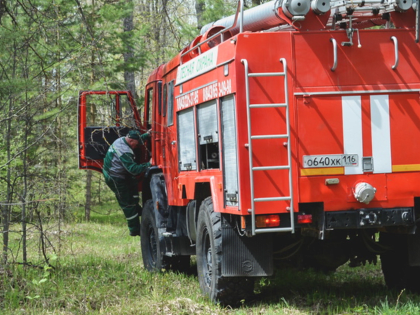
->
xmin=78 ymin=0 xmax=420 ymax=305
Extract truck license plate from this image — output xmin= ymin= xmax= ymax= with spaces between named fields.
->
xmin=303 ymin=154 xmax=359 ymax=168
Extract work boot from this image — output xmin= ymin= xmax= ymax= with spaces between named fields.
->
xmin=136 ymin=204 xmax=143 ymax=216
xmin=129 ymin=229 xmax=140 ymax=237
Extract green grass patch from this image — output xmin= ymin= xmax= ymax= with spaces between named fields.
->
xmin=74 ymin=201 xmax=126 ymax=225
xmin=3 ymin=208 xmax=420 ymax=314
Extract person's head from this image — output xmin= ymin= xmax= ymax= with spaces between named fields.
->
xmin=125 ymin=130 xmax=141 ymax=149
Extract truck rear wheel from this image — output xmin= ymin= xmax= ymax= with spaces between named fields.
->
xmin=380 ymin=232 xmax=420 ymax=291
xmin=196 ymin=197 xmax=254 ymax=305
xmin=141 ymin=199 xmax=169 ymax=271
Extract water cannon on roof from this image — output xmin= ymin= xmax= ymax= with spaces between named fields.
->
xmin=199 ymin=0 xmax=418 ymax=34
xmin=180 ymin=0 xmax=419 ymax=64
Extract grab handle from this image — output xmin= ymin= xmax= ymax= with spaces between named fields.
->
xmin=391 ymin=36 xmax=399 ymax=70
xmin=330 ymin=38 xmax=337 ymax=71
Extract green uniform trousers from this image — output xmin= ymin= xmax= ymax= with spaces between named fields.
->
xmin=103 ymin=170 xmax=141 ymax=234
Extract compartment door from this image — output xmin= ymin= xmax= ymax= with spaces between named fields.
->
xmin=78 ymin=91 xmax=142 ymax=172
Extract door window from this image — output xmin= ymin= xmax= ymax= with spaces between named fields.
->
xmin=120 ymin=94 xmax=136 ymax=128
xmin=78 ymin=90 xmax=141 ymax=172
xmin=167 ymin=80 xmax=174 ymax=126
xmin=147 ymin=88 xmax=153 ymax=128
xmin=86 ymin=94 xmax=117 ymax=127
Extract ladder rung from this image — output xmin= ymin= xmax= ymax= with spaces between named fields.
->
xmin=253 ymin=165 xmax=290 ymax=171
xmin=251 ymin=134 xmax=288 ymax=140
xmin=249 ymin=72 xmax=286 ymax=77
xmin=249 ymin=103 xmax=287 ymax=108
xmin=254 ymin=196 xmax=291 ymax=202
xmin=244 ymin=58 xmax=295 ymax=236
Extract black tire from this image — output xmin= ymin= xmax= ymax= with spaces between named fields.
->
xmin=170 ymin=255 xmax=192 ymax=274
xmin=196 ymin=197 xmax=254 ymax=305
xmin=141 ymin=199 xmax=169 ymax=271
xmin=380 ymin=232 xmax=420 ymax=291
xmin=141 ymin=199 xmax=191 ymax=273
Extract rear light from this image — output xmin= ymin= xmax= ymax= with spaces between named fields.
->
xmin=256 ymin=215 xmax=280 ymax=228
xmin=298 ymin=214 xmax=312 ymax=224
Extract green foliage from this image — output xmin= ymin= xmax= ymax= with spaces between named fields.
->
xmin=3 ymin=215 xmax=420 ymax=314
xmin=0 ymin=0 xmax=145 ymax=243
xmin=197 ymin=0 xmax=238 ymax=26
xmin=33 ymin=108 xmax=61 ymax=122
xmin=175 ymin=17 xmax=200 ymax=45
xmin=26 ymin=260 xmax=56 ymax=300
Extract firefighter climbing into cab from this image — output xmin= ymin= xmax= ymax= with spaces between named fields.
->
xmin=102 ymin=129 xmax=151 ymax=236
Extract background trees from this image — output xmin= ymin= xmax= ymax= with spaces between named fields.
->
xmin=0 ymin=0 xmax=258 ymax=267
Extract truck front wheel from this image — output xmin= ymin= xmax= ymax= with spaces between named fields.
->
xmin=141 ymin=199 xmax=168 ymax=271
xmin=196 ymin=197 xmax=254 ymax=305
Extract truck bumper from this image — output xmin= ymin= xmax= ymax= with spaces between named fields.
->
xmin=325 ymin=207 xmax=415 ymax=230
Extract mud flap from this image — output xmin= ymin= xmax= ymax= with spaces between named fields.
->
xmin=161 ymin=233 xmax=195 ymax=256
xmin=221 ymin=219 xmax=273 ymax=277
xmin=409 ymin=230 xmax=420 ymax=266
xmin=150 ymin=174 xmax=168 ymax=228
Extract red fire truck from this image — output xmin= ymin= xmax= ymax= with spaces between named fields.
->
xmin=78 ymin=0 xmax=420 ymax=304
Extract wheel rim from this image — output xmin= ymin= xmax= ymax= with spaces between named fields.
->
xmin=202 ymin=227 xmax=212 ymax=288
xmin=147 ymin=223 xmax=157 ymax=267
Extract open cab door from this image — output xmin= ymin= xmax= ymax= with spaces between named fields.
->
xmin=78 ymin=91 xmax=146 ymax=172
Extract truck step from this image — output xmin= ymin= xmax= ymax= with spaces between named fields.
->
xmin=162 ymin=231 xmax=176 ymax=238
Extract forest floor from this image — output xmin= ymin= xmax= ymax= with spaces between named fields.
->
xmin=2 ymin=204 xmax=420 ymax=314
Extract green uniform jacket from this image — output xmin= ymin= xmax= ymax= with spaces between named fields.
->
xmin=103 ymin=134 xmax=150 ymax=179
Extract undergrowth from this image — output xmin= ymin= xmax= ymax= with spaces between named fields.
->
xmin=2 ymin=205 xmax=420 ymax=314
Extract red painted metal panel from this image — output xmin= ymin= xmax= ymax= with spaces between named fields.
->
xmin=296 ymin=92 xmax=420 ymax=211
xmin=151 ymin=26 xmax=420 ymax=216
xmin=294 ymin=30 xmax=420 ymax=92
xmin=297 ymin=95 xmax=344 ymax=157
xmin=390 ymin=93 xmax=420 ymax=166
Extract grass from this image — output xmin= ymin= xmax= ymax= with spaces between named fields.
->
xmin=2 ymin=204 xmax=420 ymax=314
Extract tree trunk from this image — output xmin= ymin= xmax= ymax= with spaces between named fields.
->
xmin=98 ymin=173 xmax=102 ymax=205
xmin=85 ymin=170 xmax=92 ymax=221
xmin=123 ymin=1 xmax=139 ymax=100
xmin=3 ymin=93 xmax=12 ymax=265
xmin=21 ymin=115 xmax=28 ymax=264
xmin=0 ymin=0 xmax=6 ymax=23
xmin=84 ymin=0 xmax=95 ymax=221
xmin=55 ymin=5 xmax=65 ymax=255
xmin=2 ymin=38 xmax=17 ymax=266
xmin=161 ymin=0 xmax=168 ymax=65
xmin=195 ymin=0 xmax=205 ymax=30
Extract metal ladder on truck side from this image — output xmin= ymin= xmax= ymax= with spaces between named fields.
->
xmin=241 ymin=58 xmax=295 ymax=236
